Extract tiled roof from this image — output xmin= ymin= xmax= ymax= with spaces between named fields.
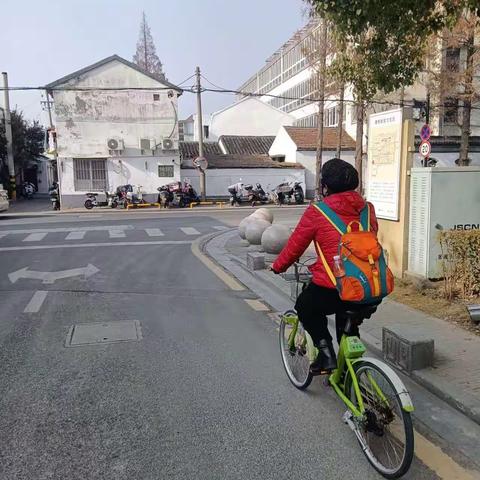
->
xmin=182 ymin=154 xmax=304 ymax=169
xmin=219 ymin=135 xmax=276 ymax=155
xmin=285 ymin=126 xmax=356 ymax=151
xmin=180 ymin=141 xmax=223 ymax=159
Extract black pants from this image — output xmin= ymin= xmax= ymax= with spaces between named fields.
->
xmin=295 ymin=283 xmax=361 ymax=345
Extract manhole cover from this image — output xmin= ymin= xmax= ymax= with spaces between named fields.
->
xmin=65 ymin=320 xmax=142 ymax=347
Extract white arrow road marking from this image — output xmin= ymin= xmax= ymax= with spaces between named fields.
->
xmin=213 ymin=226 xmax=229 ymax=231
xmin=9 ymin=264 xmax=100 ymax=284
xmin=180 ymin=227 xmax=200 ymax=235
xmin=109 ymin=230 xmax=126 ymax=238
xmin=24 ymin=291 xmax=48 ymax=313
xmin=65 ymin=231 xmax=86 ymax=240
xmin=145 ymin=228 xmax=164 ymax=237
xmin=23 ymin=232 xmax=47 ymax=242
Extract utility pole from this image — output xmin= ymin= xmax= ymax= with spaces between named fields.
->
xmin=195 ymin=66 xmax=206 ymax=201
xmin=45 ymin=90 xmax=61 ymax=208
xmin=2 ymin=72 xmax=16 ymax=200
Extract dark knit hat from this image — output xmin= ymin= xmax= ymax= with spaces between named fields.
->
xmin=321 ymin=158 xmax=359 ymax=193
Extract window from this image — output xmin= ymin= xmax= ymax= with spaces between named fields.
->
xmin=158 ymin=165 xmax=174 ymax=177
xmin=203 ymin=125 xmax=209 ymax=139
xmin=324 ymin=106 xmax=338 ymax=127
xmin=73 ymin=159 xmax=107 ymax=191
xmin=153 ymin=93 xmax=160 ymax=101
xmin=446 ymin=48 xmax=460 ymax=73
xmin=350 ymin=105 xmax=358 ymax=124
xmin=443 ymin=97 xmax=458 ymax=124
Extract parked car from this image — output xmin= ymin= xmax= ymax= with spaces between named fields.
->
xmin=0 ymin=185 xmax=9 ymax=212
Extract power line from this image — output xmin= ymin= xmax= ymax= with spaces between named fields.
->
xmin=1 ymin=82 xmax=479 ymax=112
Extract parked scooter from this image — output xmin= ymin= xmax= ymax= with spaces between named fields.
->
xmin=157 ymin=181 xmax=199 ymax=208
xmin=249 ymin=183 xmax=268 ymax=206
xmin=273 ymin=181 xmax=304 ymax=205
xmin=228 ymin=182 xmax=268 ymax=207
xmin=84 ymin=191 xmax=119 ymax=210
xmin=22 ymin=181 xmax=35 ymax=199
xmin=49 ymin=183 xmax=60 ymax=210
xmin=116 ymin=184 xmax=146 ymax=207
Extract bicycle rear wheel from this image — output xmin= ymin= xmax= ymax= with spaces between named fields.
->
xmin=279 ymin=311 xmax=313 ymax=390
xmin=347 ymin=360 xmax=414 ymax=478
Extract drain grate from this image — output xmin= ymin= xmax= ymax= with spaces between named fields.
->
xmin=65 ymin=320 xmax=142 ymax=347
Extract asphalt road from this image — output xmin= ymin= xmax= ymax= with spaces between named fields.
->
xmin=0 ymin=208 xmax=443 ymax=479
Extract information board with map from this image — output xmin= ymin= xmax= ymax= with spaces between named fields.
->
xmin=366 ymin=109 xmax=403 ymax=221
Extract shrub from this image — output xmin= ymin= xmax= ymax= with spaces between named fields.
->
xmin=439 ymin=230 xmax=480 ymax=300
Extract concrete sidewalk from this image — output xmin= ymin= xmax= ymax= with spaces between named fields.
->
xmin=206 ymin=229 xmax=480 ymax=426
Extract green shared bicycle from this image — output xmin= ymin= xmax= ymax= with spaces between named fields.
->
xmin=279 ymin=264 xmax=414 ymax=479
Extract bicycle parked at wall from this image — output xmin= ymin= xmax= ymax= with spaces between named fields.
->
xmin=279 ymin=261 xmax=414 ymax=479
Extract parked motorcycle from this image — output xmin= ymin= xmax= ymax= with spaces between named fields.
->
xmin=116 ymin=184 xmax=146 ymax=207
xmin=22 ymin=181 xmax=35 ymax=199
xmin=228 ymin=182 xmax=268 ymax=207
xmin=273 ymin=181 xmax=304 ymax=205
xmin=157 ymin=181 xmax=199 ymax=208
xmin=49 ymin=183 xmax=60 ymax=210
xmin=84 ymin=191 xmax=119 ymax=210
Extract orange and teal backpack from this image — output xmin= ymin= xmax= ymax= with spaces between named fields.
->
xmin=313 ymin=202 xmax=394 ymax=304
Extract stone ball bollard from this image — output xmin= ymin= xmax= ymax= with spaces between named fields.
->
xmin=251 ymin=207 xmax=273 ymax=224
xmin=238 ymin=215 xmax=257 ymax=240
xmin=245 ymin=218 xmax=271 ymax=245
xmin=261 ymin=224 xmax=291 ymax=254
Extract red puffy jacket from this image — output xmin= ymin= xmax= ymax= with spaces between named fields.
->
xmin=272 ymin=191 xmax=378 ymax=288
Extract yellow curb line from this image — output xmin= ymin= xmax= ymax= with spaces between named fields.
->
xmin=244 ymin=299 xmax=270 ymax=312
xmin=414 ymin=430 xmax=479 ymax=480
xmin=191 ymin=234 xmax=244 ymax=291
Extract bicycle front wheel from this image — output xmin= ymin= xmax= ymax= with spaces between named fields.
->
xmin=347 ymin=360 xmax=414 ymax=478
xmin=279 ymin=311 xmax=313 ymax=390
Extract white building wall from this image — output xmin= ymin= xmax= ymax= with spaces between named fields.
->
xmin=183 ymin=168 xmax=305 ymax=198
xmin=269 ymin=127 xmax=298 ymax=162
xmin=59 ymin=155 xmax=180 ymax=207
xmin=209 ymin=97 xmax=294 ymax=139
xmin=51 ymin=59 xmax=181 ymax=207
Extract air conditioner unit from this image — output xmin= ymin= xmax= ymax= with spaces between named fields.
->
xmin=162 ymin=138 xmax=174 ymax=150
xmin=107 ymin=138 xmax=124 ymax=151
xmin=139 ymin=138 xmax=157 ymax=151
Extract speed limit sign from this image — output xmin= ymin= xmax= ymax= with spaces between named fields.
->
xmin=419 ymin=141 xmax=431 ymax=157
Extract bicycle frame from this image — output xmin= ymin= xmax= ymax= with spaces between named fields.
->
xmin=283 ymin=313 xmax=392 ymax=419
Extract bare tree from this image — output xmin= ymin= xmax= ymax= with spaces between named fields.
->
xmin=133 ymin=12 xmax=165 ymax=79
xmin=335 ymin=82 xmax=345 ymax=158
xmin=426 ymin=11 xmax=479 ymax=166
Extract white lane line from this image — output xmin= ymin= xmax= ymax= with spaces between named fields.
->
xmin=24 ymin=291 xmax=48 ymax=313
xmin=65 ymin=231 xmax=86 ymax=241
xmin=0 ymin=241 xmax=193 ymax=252
xmin=0 ymin=225 xmax=133 ymax=235
xmin=180 ymin=227 xmax=200 ymax=235
xmin=109 ymin=230 xmax=126 ymax=238
xmin=145 ymin=228 xmax=164 ymax=237
xmin=23 ymin=232 xmax=48 ymax=242
xmin=213 ymin=226 xmax=230 ymax=231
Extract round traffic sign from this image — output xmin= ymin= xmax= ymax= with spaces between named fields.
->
xmin=193 ymin=156 xmax=208 ymax=171
xmin=419 ymin=141 xmax=431 ymax=157
xmin=420 ymin=124 xmax=431 ymax=141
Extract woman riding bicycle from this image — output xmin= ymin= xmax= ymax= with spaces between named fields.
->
xmin=272 ymin=158 xmax=379 ymax=375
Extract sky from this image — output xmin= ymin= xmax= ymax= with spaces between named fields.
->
xmin=1 ymin=0 xmax=306 ymax=125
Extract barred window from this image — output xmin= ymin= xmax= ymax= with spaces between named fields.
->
xmin=158 ymin=165 xmax=174 ymax=177
xmin=324 ymin=106 xmax=338 ymax=127
xmin=73 ymin=158 xmax=107 ymax=191
xmin=443 ymin=97 xmax=458 ymax=124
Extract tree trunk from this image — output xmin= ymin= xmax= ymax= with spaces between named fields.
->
xmin=355 ymin=100 xmax=364 ymax=194
xmin=143 ymin=13 xmax=148 ymax=71
xmin=335 ymin=83 xmax=345 ymax=158
xmin=315 ymin=20 xmax=328 ymax=200
xmin=458 ymin=33 xmax=474 ymax=166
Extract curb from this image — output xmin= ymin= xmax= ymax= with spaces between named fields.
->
xmin=202 ymin=228 xmax=480 ymax=428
